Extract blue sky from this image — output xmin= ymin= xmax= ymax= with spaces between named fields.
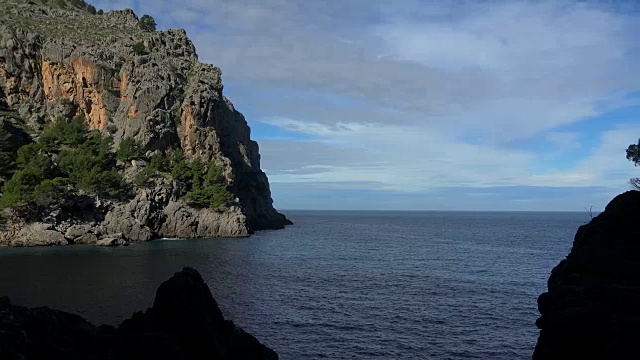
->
xmin=93 ymin=0 xmax=640 ymax=211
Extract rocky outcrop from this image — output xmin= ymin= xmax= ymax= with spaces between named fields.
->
xmin=100 ymin=176 xmax=251 ymax=241
xmin=0 ymin=267 xmax=278 ymax=359
xmin=533 ymin=190 xmax=640 ymax=359
xmin=0 ymin=176 xmax=251 ymax=246
xmin=0 ymin=0 xmax=291 ymax=246
xmin=8 ymin=222 xmax=67 ymax=246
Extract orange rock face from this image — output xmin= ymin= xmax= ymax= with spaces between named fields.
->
xmin=41 ymin=58 xmax=110 ymax=129
xmin=127 ymin=103 xmax=138 ymax=118
xmin=180 ymin=105 xmax=198 ymax=158
xmin=119 ymin=73 xmax=128 ymax=100
xmin=42 ymin=60 xmax=75 ymax=101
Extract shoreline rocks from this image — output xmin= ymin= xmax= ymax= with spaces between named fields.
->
xmin=0 ymin=178 xmax=258 ymax=247
xmin=0 ymin=267 xmax=278 ymax=359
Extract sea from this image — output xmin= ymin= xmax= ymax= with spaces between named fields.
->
xmin=0 ymin=211 xmax=587 ymax=359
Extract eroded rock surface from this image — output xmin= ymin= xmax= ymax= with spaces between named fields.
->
xmin=0 ymin=176 xmax=253 ymax=246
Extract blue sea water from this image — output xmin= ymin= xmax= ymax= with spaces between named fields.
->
xmin=0 ymin=211 xmax=586 ymax=359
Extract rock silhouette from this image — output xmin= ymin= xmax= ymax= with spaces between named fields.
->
xmin=0 ymin=267 xmax=278 ymax=359
xmin=534 ymin=190 xmax=640 ymax=359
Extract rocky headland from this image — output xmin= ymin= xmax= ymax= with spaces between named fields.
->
xmin=534 ymin=190 xmax=640 ymax=359
xmin=0 ymin=267 xmax=278 ymax=359
xmin=0 ymin=0 xmax=291 ymax=246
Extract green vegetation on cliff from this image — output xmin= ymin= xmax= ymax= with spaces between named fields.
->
xmin=0 ymin=117 xmax=32 ymax=191
xmin=0 ymin=116 xmax=129 ymax=211
xmin=131 ymin=42 xmax=149 ymax=56
xmin=1 ymin=118 xmax=235 ymax=212
xmin=182 ymin=160 xmax=235 ymax=209
xmin=34 ymin=0 xmax=97 ymax=13
xmin=139 ymin=14 xmax=156 ymax=32
xmin=0 ymin=128 xmax=15 ymax=185
xmin=148 ymin=149 xmax=234 ymax=208
xmin=121 ymin=139 xmax=234 ymax=208
xmin=116 ymin=137 xmax=144 ymax=162
xmin=0 ymin=0 xmax=142 ymax=42
xmin=627 ymin=138 xmax=640 ymax=189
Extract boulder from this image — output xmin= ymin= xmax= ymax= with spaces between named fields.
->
xmin=10 ymin=223 xmax=68 ymax=247
xmin=64 ymin=224 xmax=93 ymax=240
xmin=159 ymin=203 xmax=250 ymax=238
xmin=131 ymin=159 xmax=148 ymax=168
xmin=75 ymin=233 xmax=98 ymax=245
xmin=97 ymin=233 xmax=129 ymax=247
xmin=102 ymin=207 xmax=155 ymax=243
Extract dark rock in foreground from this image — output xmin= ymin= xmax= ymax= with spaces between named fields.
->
xmin=0 ymin=267 xmax=278 ymax=360
xmin=534 ymin=190 xmax=640 ymax=359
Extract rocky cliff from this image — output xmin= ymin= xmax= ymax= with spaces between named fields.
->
xmin=0 ymin=267 xmax=278 ymax=359
xmin=0 ymin=0 xmax=291 ymax=246
xmin=534 ymin=190 xmax=640 ymax=359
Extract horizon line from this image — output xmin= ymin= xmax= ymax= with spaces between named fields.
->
xmin=278 ymin=209 xmax=601 ymax=213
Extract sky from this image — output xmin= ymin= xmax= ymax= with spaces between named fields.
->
xmin=92 ymin=0 xmax=640 ymax=211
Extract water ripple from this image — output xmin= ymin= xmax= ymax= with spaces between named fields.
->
xmin=0 ymin=211 xmax=584 ymax=359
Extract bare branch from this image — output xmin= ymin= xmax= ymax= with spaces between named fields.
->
xmin=584 ymin=206 xmax=594 ymax=220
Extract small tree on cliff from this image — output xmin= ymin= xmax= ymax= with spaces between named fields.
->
xmin=626 ymin=138 xmax=640 ymax=189
xmin=116 ymin=137 xmax=144 ymax=163
xmin=139 ymin=15 xmax=157 ymax=32
xmin=0 ymin=127 xmax=14 ymax=183
xmin=132 ymin=42 xmax=148 ymax=56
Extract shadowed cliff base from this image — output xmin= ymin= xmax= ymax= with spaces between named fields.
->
xmin=0 ymin=267 xmax=278 ymax=360
xmin=534 ymin=190 xmax=640 ymax=359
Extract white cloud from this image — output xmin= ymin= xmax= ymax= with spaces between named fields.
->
xmin=545 ymin=132 xmax=581 ymax=151
xmin=260 ymin=118 xmax=537 ymax=191
xmin=89 ymin=0 xmax=640 ymax=208
xmin=371 ymin=2 xmax=640 ymax=139
xmin=570 ymin=124 xmax=640 ymax=186
xmin=96 ymin=1 xmax=640 ymax=139
xmin=259 ymin=118 xmax=640 ymax=194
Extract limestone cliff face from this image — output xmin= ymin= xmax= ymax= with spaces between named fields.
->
xmin=0 ymin=0 xmax=291 ymax=245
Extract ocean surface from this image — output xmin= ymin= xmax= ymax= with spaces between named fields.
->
xmin=0 ymin=211 xmax=587 ymax=359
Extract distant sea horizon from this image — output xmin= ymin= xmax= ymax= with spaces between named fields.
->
xmin=279 ymin=208 xmax=598 ymax=213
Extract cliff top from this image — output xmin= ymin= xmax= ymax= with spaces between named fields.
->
xmin=0 ymin=0 xmax=144 ymax=42
xmin=8 ymin=0 xmax=97 ymax=12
